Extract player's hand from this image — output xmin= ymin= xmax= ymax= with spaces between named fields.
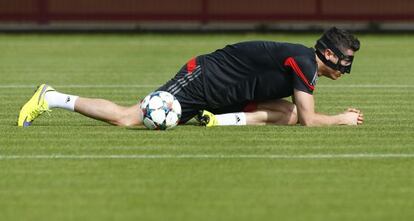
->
xmin=347 ymin=108 xmax=361 ymax=113
xmin=343 ymin=108 xmax=364 ymax=125
xmin=357 ymin=111 xmax=364 ymax=125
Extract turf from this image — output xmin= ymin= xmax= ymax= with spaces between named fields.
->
xmin=0 ymin=33 xmax=413 ymax=221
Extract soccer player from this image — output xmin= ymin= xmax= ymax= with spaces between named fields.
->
xmin=18 ymin=27 xmax=363 ymax=127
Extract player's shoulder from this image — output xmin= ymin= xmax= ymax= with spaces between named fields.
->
xmin=282 ymin=43 xmax=314 ymax=56
xmin=294 ymin=54 xmax=317 ymax=68
xmin=284 ymin=43 xmax=316 ymax=65
xmin=284 ymin=46 xmax=317 ymax=81
xmin=254 ymin=41 xmax=310 ymax=50
xmin=260 ymin=41 xmax=314 ymax=59
xmin=226 ymin=40 xmax=310 ymax=51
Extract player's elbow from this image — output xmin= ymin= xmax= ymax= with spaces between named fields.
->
xmin=298 ymin=114 xmax=317 ymax=127
xmin=300 ymin=121 xmax=314 ymax=127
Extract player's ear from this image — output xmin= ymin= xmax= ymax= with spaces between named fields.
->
xmin=323 ymin=48 xmax=336 ymax=61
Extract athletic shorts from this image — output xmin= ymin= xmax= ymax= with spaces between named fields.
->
xmin=156 ymin=57 xmax=258 ymax=123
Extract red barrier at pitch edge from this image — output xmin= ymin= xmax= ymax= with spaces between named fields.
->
xmin=0 ymin=0 xmax=413 ymax=24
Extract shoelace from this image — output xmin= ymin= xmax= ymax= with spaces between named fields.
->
xmin=29 ymin=106 xmax=51 ymax=120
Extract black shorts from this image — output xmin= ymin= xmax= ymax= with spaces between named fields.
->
xmin=156 ymin=57 xmax=207 ymax=123
xmin=156 ymin=57 xmax=258 ymax=123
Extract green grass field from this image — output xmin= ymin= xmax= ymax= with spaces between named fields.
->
xmin=0 ymin=33 xmax=413 ymax=221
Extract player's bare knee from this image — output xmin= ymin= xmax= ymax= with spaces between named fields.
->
xmin=113 ymin=117 xmax=130 ymax=126
xmin=286 ymin=105 xmax=298 ymax=125
xmin=109 ymin=115 xmax=128 ymax=126
xmin=287 ymin=110 xmax=298 ymax=125
xmin=112 ymin=115 xmax=137 ymax=127
xmin=109 ymin=107 xmax=137 ymax=127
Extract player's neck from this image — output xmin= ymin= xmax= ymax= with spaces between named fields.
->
xmin=315 ymin=53 xmax=324 ymax=77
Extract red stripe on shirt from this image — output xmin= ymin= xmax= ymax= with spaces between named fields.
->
xmin=284 ymin=57 xmax=315 ymax=91
xmin=187 ymin=57 xmax=197 ymax=74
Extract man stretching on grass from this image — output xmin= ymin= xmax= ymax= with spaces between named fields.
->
xmin=18 ymin=27 xmax=363 ymax=127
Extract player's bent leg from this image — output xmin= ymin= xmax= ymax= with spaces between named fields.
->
xmin=74 ymin=98 xmax=142 ymax=126
xmin=197 ymin=110 xmax=219 ymax=127
xmin=245 ymin=99 xmax=298 ymax=125
xmin=198 ymin=99 xmax=297 ymax=127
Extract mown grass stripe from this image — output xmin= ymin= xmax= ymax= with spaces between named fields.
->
xmin=1 ymin=153 xmax=414 ymax=160
xmin=0 ymin=84 xmax=413 ymax=89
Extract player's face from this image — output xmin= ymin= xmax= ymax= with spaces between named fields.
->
xmin=324 ymin=48 xmax=354 ymax=80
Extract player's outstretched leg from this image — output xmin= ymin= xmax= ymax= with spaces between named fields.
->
xmin=17 ymin=84 xmax=142 ymax=127
xmin=74 ymin=97 xmax=142 ymax=126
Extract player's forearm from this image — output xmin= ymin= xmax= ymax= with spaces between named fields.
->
xmin=299 ymin=112 xmax=348 ymax=126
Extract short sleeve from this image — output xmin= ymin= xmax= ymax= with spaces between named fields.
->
xmin=284 ymin=56 xmax=318 ymax=94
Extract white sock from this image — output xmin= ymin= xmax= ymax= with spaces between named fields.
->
xmin=45 ymin=91 xmax=78 ymax=111
xmin=215 ymin=112 xmax=246 ymax=126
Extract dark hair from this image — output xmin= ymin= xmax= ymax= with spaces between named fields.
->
xmin=320 ymin=27 xmax=360 ymax=52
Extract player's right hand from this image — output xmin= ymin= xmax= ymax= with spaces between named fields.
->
xmin=343 ymin=108 xmax=364 ymax=125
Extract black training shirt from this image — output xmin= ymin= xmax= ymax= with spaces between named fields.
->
xmin=198 ymin=41 xmax=318 ymax=108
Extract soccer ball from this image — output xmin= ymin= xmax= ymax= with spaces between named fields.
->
xmin=140 ymin=91 xmax=181 ymax=130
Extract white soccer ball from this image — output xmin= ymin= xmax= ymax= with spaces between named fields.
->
xmin=140 ymin=91 xmax=181 ymax=130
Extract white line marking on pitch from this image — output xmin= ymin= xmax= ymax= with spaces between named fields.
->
xmin=0 ymin=84 xmax=413 ymax=89
xmin=319 ymin=85 xmax=414 ymax=88
xmin=1 ymin=153 xmax=414 ymax=160
xmin=0 ymin=84 xmax=159 ymax=88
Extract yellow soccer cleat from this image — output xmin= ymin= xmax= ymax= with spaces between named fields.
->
xmin=17 ymin=84 xmax=55 ymax=127
xmin=197 ymin=110 xmax=218 ymax=127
